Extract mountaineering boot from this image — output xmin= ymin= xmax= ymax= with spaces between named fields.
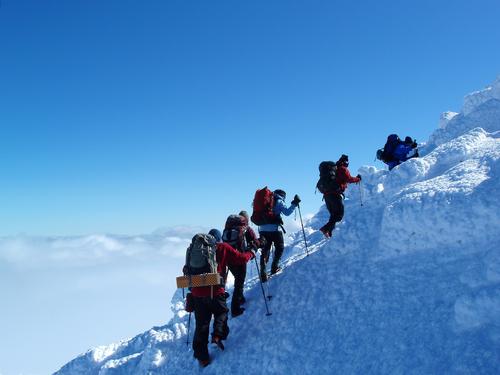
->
xmin=260 ymin=270 xmax=268 ymax=282
xmin=198 ymin=359 xmax=210 ymax=367
xmin=320 ymin=227 xmax=331 ymax=238
xmin=212 ymin=335 xmax=225 ymax=351
xmin=232 ymin=307 xmax=245 ymax=318
xmin=270 ymin=265 xmax=281 ymax=275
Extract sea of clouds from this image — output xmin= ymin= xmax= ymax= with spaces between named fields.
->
xmin=0 ymin=226 xmax=205 ymax=375
xmin=0 ymin=215 xmax=311 ymax=375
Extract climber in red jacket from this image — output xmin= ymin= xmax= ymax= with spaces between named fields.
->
xmin=320 ymin=154 xmax=361 ymax=238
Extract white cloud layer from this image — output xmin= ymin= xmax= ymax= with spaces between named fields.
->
xmin=0 ymin=221 xmax=312 ymax=375
xmin=0 ymin=225 xmax=207 ymax=269
xmin=0 ymin=226 xmax=206 ymax=375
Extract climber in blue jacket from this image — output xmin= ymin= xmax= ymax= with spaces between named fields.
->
xmin=386 ymin=136 xmax=419 ymax=170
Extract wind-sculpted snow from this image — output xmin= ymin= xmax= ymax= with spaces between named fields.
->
xmin=463 ymin=76 xmax=500 ymax=116
xmin=428 ymin=76 xmax=500 ymax=149
xmin=55 ymin=79 xmax=500 ymax=374
xmin=361 ymin=129 xmax=500 ymax=258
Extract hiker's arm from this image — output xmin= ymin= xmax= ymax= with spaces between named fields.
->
xmin=245 ymin=226 xmax=258 ymax=244
xmin=276 ymin=199 xmax=296 ymax=216
xmin=223 ymin=243 xmax=253 ymax=265
xmin=403 ymin=145 xmax=417 ymax=161
xmin=338 ymin=166 xmax=360 ymax=184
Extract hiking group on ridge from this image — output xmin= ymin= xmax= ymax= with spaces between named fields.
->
xmin=181 ymin=188 xmax=301 ymax=367
xmin=179 ymin=139 xmax=419 ymax=367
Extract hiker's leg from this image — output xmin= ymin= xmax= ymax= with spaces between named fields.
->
xmin=259 ymin=231 xmax=273 ymax=272
xmin=211 ymin=294 xmax=229 ymax=340
xmin=332 ymin=194 xmax=345 ymax=225
xmin=322 ymin=194 xmax=337 ymax=233
xmin=271 ymin=231 xmax=285 ymax=273
xmin=229 ymin=264 xmax=246 ymax=314
xmin=193 ymin=297 xmax=212 ymax=361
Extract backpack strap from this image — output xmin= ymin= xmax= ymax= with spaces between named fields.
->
xmin=185 ymin=243 xmax=192 ymax=271
xmin=185 ymin=244 xmax=193 ymax=288
xmin=208 ymin=247 xmax=218 ymax=274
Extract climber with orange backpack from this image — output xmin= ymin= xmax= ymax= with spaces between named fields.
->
xmin=251 ymin=187 xmax=300 ymax=281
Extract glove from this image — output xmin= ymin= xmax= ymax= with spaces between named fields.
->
xmin=291 ymin=194 xmax=301 ymax=206
xmin=182 ymin=265 xmax=189 ymax=275
xmin=356 ymin=174 xmax=362 ymax=181
xmin=248 ymin=240 xmax=260 ymax=253
xmin=412 ymin=140 xmax=418 ymax=149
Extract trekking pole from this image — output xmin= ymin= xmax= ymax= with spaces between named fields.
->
xmin=253 ymin=256 xmax=272 ymax=316
xmin=186 ymin=312 xmax=192 ymax=347
xmin=264 ymin=246 xmax=273 ymax=300
xmin=359 ymin=182 xmax=364 ymax=207
xmin=297 ymin=204 xmax=310 ymax=257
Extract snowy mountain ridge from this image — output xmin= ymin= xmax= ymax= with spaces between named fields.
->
xmin=463 ymin=76 xmax=500 ymax=115
xmin=55 ymin=78 xmax=500 ymax=374
xmin=429 ymin=76 xmax=500 ymax=148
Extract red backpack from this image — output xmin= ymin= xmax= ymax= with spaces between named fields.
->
xmin=251 ymin=187 xmax=280 ymax=226
xmin=222 ymin=215 xmax=248 ymax=252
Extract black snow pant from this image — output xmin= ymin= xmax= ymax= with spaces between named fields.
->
xmin=228 ymin=263 xmax=246 ymax=314
xmin=259 ymin=231 xmax=285 ymax=274
xmin=192 ymin=294 xmax=229 ymax=362
xmin=321 ymin=193 xmax=344 ymax=235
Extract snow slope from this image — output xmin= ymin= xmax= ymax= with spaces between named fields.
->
xmin=55 ymin=78 xmax=500 ymax=374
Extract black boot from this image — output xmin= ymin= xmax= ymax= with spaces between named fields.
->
xmin=271 ymin=264 xmax=281 ymax=275
xmin=211 ymin=335 xmax=225 ymax=350
xmin=231 ymin=307 xmax=245 ymax=317
xmin=260 ymin=270 xmax=268 ymax=282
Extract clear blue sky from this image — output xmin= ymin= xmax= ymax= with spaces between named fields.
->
xmin=1 ymin=0 xmax=499 ymax=236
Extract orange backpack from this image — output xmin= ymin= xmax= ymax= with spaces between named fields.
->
xmin=251 ymin=187 xmax=280 ymax=225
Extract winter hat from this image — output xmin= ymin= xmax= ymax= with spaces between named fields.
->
xmin=239 ymin=210 xmax=249 ymax=222
xmin=274 ymin=189 xmax=286 ymax=200
xmin=404 ymin=136 xmax=413 ymax=144
xmin=208 ymin=229 xmax=222 ymax=243
xmin=338 ymin=154 xmax=349 ymax=166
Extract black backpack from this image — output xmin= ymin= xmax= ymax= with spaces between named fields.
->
xmin=380 ymin=134 xmax=401 ymax=163
xmin=222 ymin=215 xmax=248 ymax=252
xmin=316 ymin=161 xmax=340 ymax=194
